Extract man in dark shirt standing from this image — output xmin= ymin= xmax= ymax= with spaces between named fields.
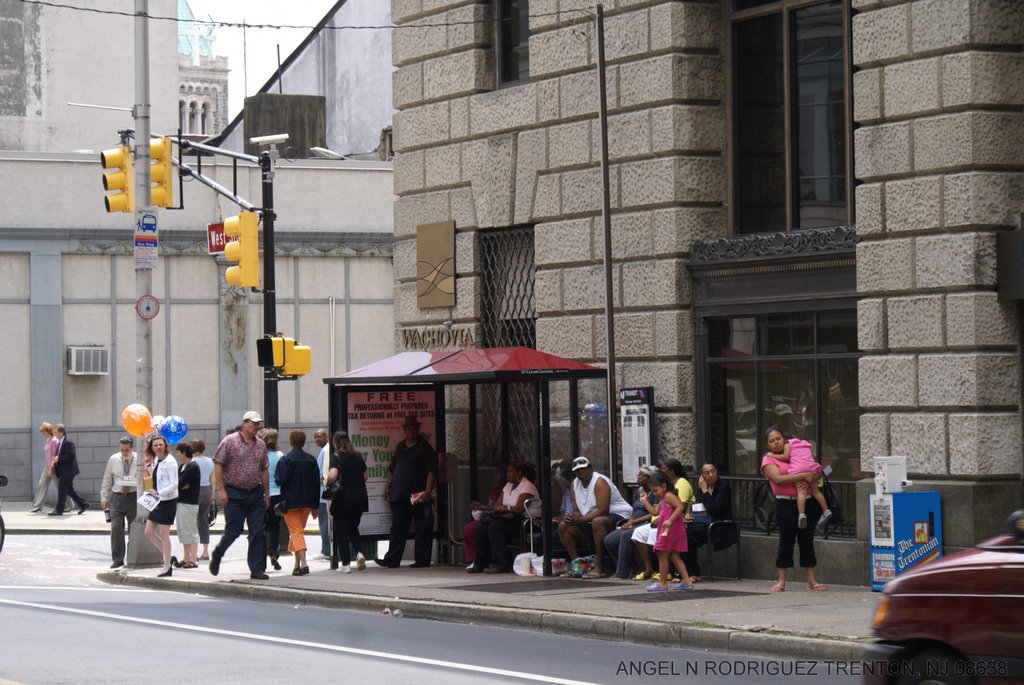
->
xmin=209 ymin=410 xmax=271 ymax=579
xmin=376 ymin=414 xmax=437 ymax=568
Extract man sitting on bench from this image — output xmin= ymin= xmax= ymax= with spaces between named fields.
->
xmin=557 ymin=457 xmax=633 ymax=578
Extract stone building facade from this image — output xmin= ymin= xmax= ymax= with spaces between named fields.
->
xmin=177 ymin=0 xmax=229 ymax=137
xmin=389 ymin=0 xmax=1023 ymax=573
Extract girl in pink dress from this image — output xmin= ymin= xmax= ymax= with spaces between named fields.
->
xmin=764 ymin=429 xmax=832 ymax=531
xmin=643 ymin=473 xmax=694 ymax=592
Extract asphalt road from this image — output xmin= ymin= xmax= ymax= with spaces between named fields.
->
xmin=0 ymin=535 xmax=861 ymax=685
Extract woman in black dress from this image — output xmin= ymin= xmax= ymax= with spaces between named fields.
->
xmin=143 ymin=435 xmax=178 ymax=577
xmin=326 ymin=431 xmax=369 ymax=573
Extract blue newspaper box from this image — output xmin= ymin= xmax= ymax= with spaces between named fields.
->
xmin=868 ymin=491 xmax=943 ymax=592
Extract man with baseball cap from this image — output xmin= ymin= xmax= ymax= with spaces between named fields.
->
xmin=376 ymin=413 xmax=438 ymax=568
xmin=558 ymin=456 xmax=633 ymax=578
xmin=209 ymin=410 xmax=271 ymax=579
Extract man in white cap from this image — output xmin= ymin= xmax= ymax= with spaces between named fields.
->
xmin=209 ymin=410 xmax=271 ymax=579
xmin=558 ymin=456 xmax=633 ymax=578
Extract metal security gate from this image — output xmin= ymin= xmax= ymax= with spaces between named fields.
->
xmin=478 ymin=228 xmax=537 ymax=467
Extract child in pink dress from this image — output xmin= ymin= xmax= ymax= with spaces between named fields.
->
xmin=641 ymin=473 xmax=694 ymax=592
xmin=764 ymin=428 xmax=832 ymax=531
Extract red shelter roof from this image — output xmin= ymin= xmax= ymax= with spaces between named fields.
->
xmin=325 ymin=347 xmax=605 ymax=385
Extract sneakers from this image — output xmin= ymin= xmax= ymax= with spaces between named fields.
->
xmin=645 ymin=583 xmax=668 ymax=592
xmin=798 ymin=513 xmax=808 ymax=529
xmin=816 ymin=509 xmax=833 ymax=531
xmin=315 ymin=553 xmax=331 ymax=561
xmin=337 ymin=564 xmax=351 ymax=574
xmin=355 ymin=553 xmax=366 ymax=571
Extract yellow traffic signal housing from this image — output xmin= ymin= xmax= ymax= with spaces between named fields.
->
xmin=101 ymin=144 xmax=134 ymax=213
xmin=282 ymin=339 xmax=311 ymax=377
xmin=150 ymin=137 xmax=174 ymax=208
xmin=223 ymin=211 xmax=259 ymax=288
xmin=256 ymin=336 xmax=311 ymax=377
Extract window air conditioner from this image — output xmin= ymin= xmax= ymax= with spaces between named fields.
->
xmin=67 ymin=346 xmax=110 ymax=375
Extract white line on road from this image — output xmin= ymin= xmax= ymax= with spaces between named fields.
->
xmin=0 ymin=585 xmax=152 ymax=592
xmin=0 ymin=597 xmax=592 ymax=685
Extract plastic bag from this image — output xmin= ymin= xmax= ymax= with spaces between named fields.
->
xmin=513 ymin=552 xmax=538 ymax=576
xmin=529 ymin=557 xmax=568 ymax=576
xmin=569 ymin=555 xmax=596 ymax=578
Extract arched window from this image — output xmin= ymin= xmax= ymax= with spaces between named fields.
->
xmin=189 ymin=101 xmax=199 ymax=134
xmin=179 ymin=101 xmax=186 ymax=132
xmin=201 ymin=102 xmax=210 ymax=135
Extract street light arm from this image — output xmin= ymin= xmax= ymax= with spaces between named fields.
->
xmin=173 ymin=159 xmax=259 ymax=212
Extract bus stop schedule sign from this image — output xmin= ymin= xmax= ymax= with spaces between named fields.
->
xmin=346 ymin=389 xmax=437 ymax=537
xmin=619 ymin=387 xmax=655 ymax=485
xmin=134 ymin=208 xmax=159 ymax=269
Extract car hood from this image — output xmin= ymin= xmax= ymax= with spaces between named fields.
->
xmin=884 ymin=534 xmax=1023 ymax=595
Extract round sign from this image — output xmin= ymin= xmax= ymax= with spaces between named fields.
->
xmin=136 ymin=294 xmax=160 ymax=320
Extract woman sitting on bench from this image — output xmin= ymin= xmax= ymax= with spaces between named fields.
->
xmin=467 ymin=460 xmax=540 ymax=574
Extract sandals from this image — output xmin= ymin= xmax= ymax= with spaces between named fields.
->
xmin=180 ymin=561 xmax=199 ymax=569
xmin=633 ymin=571 xmax=655 ymax=581
xmin=689 ymin=576 xmax=701 ymax=584
xmin=770 ymin=583 xmax=786 ymax=593
xmin=584 ymin=571 xmax=609 ymax=579
xmin=808 ymin=582 xmax=827 ymax=591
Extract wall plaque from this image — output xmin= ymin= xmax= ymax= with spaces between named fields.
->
xmin=416 ymin=221 xmax=456 ymax=308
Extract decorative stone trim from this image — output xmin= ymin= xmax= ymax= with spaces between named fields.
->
xmin=692 ymin=226 xmax=859 ymax=264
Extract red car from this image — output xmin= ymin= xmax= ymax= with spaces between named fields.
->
xmin=863 ymin=511 xmax=1024 ymax=684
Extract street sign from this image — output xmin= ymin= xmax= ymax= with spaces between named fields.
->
xmin=134 ymin=207 xmax=158 ymax=269
xmin=207 ymin=221 xmax=226 ymax=254
xmin=135 ymin=294 xmax=160 ymax=320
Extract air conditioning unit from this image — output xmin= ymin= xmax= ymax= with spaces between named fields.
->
xmin=67 ymin=346 xmax=110 ymax=375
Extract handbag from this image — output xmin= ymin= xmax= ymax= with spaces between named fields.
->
xmin=322 ymin=478 xmax=342 ymax=500
xmin=208 ymin=502 xmax=219 ymax=526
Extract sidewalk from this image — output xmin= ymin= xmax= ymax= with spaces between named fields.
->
xmin=3 ymin=501 xmax=880 ymax=660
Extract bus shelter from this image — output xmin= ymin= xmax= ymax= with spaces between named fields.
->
xmin=324 ymin=347 xmax=606 ymax=576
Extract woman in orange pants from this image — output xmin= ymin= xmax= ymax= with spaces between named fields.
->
xmin=274 ymin=429 xmax=322 ymax=576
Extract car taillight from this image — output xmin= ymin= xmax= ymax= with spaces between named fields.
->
xmin=872 ymin=597 xmax=889 ymax=629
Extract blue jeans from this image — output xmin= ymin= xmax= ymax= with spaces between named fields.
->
xmin=213 ymin=485 xmax=267 ymax=572
xmin=604 ymin=527 xmax=636 ymax=578
xmin=318 ymin=503 xmax=330 ymax=556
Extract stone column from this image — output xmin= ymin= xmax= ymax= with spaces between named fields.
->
xmin=853 ymin=0 xmax=1024 ymax=545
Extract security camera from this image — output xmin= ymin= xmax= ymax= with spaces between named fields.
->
xmin=249 ymin=133 xmax=289 ymax=146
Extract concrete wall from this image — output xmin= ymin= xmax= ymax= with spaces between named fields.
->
xmin=0 ymin=0 xmax=179 ymax=153
xmin=221 ymin=0 xmax=395 ymax=157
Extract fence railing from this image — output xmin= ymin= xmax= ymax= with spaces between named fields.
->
xmin=685 ymin=475 xmax=858 ymax=539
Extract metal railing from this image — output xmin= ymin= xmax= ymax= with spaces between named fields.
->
xmin=687 ymin=475 xmax=858 ymax=539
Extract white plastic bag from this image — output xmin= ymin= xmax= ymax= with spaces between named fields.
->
xmin=513 ymin=552 xmax=538 ymax=576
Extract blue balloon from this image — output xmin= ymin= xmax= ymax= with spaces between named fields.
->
xmin=160 ymin=415 xmax=189 ymax=445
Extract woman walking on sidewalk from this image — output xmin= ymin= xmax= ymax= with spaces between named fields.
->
xmin=275 ymin=430 xmax=321 ymax=576
xmin=30 ymin=422 xmax=63 ymax=513
xmin=326 ymin=431 xmax=369 ymax=573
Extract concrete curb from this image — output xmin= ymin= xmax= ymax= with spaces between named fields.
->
xmin=97 ymin=572 xmax=866 ymax=661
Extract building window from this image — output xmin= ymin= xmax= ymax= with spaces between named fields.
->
xmin=705 ymin=309 xmax=862 ymax=478
xmin=729 ymin=0 xmax=852 ymax=234
xmin=495 ymin=0 xmax=530 ymax=86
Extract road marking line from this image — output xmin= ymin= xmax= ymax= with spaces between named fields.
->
xmin=0 ymin=598 xmax=591 ymax=685
xmin=0 ymin=586 xmax=152 ymax=592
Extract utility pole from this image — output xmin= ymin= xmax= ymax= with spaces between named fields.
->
xmin=127 ymin=0 xmax=162 ymax=568
xmin=595 ymin=3 xmax=619 ymax=482
xmin=134 ymin=0 xmax=152 ymax=411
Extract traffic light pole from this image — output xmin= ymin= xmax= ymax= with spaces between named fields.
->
xmin=134 ymin=0 xmax=152 ymax=412
xmin=260 ymin=151 xmax=279 ymax=428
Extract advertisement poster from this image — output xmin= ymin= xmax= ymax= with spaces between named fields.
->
xmin=870 ymin=494 xmax=894 ymax=547
xmin=871 ymin=550 xmax=896 ymax=585
xmin=346 ymin=389 xmax=437 ymax=537
xmin=619 ymin=387 xmax=655 ymax=485
xmin=134 ymin=208 xmax=159 ymax=269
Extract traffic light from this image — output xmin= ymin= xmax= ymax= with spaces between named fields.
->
xmin=100 ymin=144 xmax=134 ymax=213
xmin=150 ymin=137 xmax=173 ymax=208
xmin=223 ymin=210 xmax=259 ymax=287
xmin=256 ymin=336 xmax=311 ymax=377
